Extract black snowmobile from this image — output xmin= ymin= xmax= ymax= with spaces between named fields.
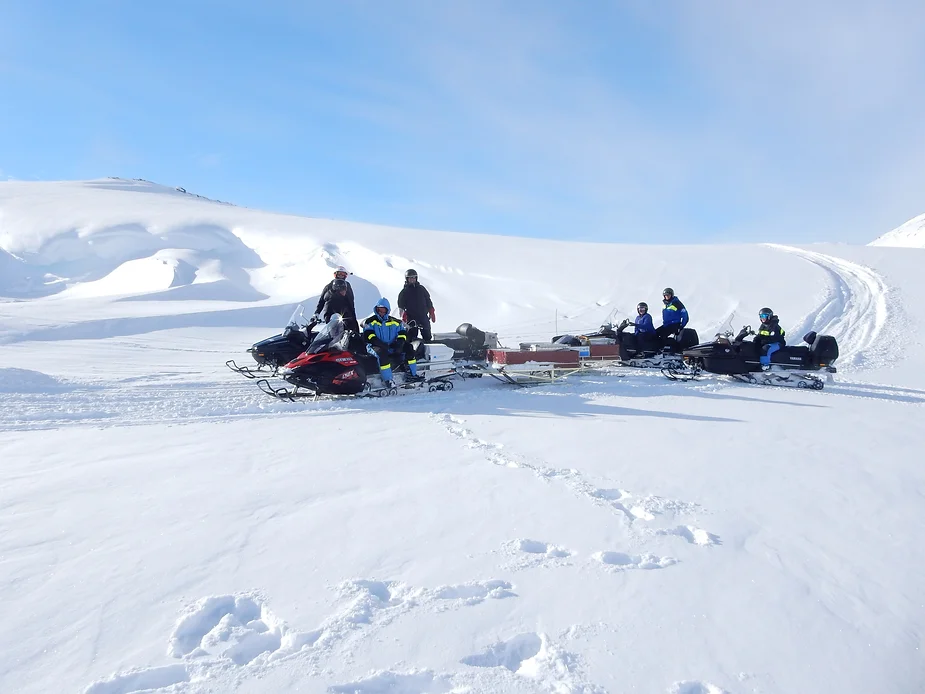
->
xmin=664 ymin=327 xmax=839 ymax=390
xmin=226 ymin=305 xmax=320 ymax=379
xmin=551 ymin=312 xmax=699 ymax=369
xmin=256 ymin=315 xmax=459 ymax=401
xmin=609 ymin=319 xmax=700 ymax=369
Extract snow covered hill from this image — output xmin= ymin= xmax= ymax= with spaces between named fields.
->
xmin=869 ymin=212 xmax=925 ymax=248
xmin=1 ymin=180 xmax=924 ymax=694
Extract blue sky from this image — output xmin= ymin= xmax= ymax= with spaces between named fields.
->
xmin=2 ymin=1 xmax=924 ymax=244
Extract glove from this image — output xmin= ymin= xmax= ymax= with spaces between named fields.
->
xmin=401 ymin=310 xmax=409 ymax=323
xmin=310 ymin=313 xmax=320 ymax=322
xmin=429 ymin=308 xmax=436 ymax=323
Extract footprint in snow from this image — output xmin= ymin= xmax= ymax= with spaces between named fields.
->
xmin=502 ymin=538 xmax=575 ymax=570
xmin=83 ymin=664 xmax=190 ymax=694
xmin=461 ymin=632 xmax=607 ymax=692
xmin=657 ymin=525 xmax=721 ymax=547
xmin=669 ymin=681 xmax=730 ymax=694
xmin=328 ymin=669 xmax=455 ymax=693
xmin=594 ymin=551 xmax=679 ymax=571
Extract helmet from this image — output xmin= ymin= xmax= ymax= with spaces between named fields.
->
xmin=375 ymin=297 xmax=391 ymax=315
xmin=334 ymin=265 xmax=348 ymax=278
xmin=662 ymin=287 xmax=674 ymax=299
xmin=405 ymin=268 xmax=418 ymax=279
xmin=637 ymin=302 xmax=648 ymax=311
xmin=759 ymin=307 xmax=773 ymax=322
xmin=332 ymin=279 xmax=347 ymax=291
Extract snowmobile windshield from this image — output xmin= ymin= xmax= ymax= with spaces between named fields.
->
xmin=284 ymin=305 xmax=308 ymax=334
xmin=601 ymin=308 xmax=621 ymax=331
xmin=306 ymin=315 xmax=348 ymax=354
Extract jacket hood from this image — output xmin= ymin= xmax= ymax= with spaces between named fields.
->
xmin=374 ymin=297 xmax=391 ymax=313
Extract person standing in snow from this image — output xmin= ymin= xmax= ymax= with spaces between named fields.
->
xmin=362 ymin=297 xmax=419 ymax=387
xmin=656 ymin=287 xmax=690 ymax=339
xmin=320 ymin=279 xmax=359 ymax=333
xmin=313 ymin=266 xmax=356 ymax=327
xmin=397 ymin=269 xmax=436 ymax=342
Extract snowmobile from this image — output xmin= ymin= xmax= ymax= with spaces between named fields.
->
xmin=664 ymin=328 xmax=839 ymax=390
xmin=226 ymin=305 xmax=319 ymax=379
xmin=609 ymin=319 xmax=699 ymax=369
xmin=550 ymin=312 xmax=699 ymax=369
xmin=256 ymin=315 xmax=459 ymax=401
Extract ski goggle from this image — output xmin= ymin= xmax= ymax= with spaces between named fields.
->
xmin=334 ymin=272 xmax=347 ymax=279
xmin=637 ymin=306 xmax=647 ymax=312
xmin=759 ymin=312 xmax=772 ymax=319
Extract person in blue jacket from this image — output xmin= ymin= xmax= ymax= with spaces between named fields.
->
xmin=656 ymin=287 xmax=689 ymax=339
xmin=362 ymin=297 xmax=419 ymax=386
xmin=634 ymin=301 xmax=659 ymax=351
xmin=634 ymin=302 xmax=656 ymax=335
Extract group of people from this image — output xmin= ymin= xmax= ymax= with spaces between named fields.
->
xmin=312 ymin=266 xmax=437 ymax=386
xmin=630 ymin=287 xmax=691 ymax=339
xmin=316 ymin=270 xmax=788 ymax=384
xmin=629 ymin=288 xmax=786 ymax=365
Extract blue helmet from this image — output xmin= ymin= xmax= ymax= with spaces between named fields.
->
xmin=374 ymin=297 xmax=391 ymax=314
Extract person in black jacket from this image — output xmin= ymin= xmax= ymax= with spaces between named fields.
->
xmin=313 ymin=266 xmax=357 ymax=329
xmin=736 ymin=307 xmax=786 ymax=365
xmin=320 ymin=279 xmax=359 ymax=332
xmin=397 ymin=269 xmax=435 ymax=342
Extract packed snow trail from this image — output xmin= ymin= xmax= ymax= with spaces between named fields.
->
xmin=765 ymin=244 xmax=894 ymax=370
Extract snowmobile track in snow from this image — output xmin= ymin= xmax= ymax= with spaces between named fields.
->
xmin=765 ymin=244 xmax=894 ymax=371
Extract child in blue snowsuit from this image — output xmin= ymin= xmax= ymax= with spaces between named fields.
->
xmin=362 ymin=298 xmax=418 ymax=385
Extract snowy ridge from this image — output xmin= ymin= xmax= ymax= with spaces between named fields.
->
xmin=869 ymin=212 xmax=925 ymax=248
xmin=764 ymin=244 xmax=896 ymax=370
xmin=3 ymin=180 xmax=925 ymax=694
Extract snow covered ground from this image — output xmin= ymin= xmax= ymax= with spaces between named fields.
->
xmin=1 ymin=180 xmax=923 ymax=694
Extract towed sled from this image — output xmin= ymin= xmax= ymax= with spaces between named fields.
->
xmin=664 ymin=328 xmax=839 ymax=390
xmin=257 ymin=315 xmax=481 ymax=401
xmin=226 ymin=305 xmax=319 ymax=379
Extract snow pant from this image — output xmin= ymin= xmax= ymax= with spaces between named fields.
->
xmin=655 ymin=323 xmax=681 ymax=339
xmin=367 ymin=342 xmax=418 ymax=381
xmin=405 ymin=316 xmax=432 ymax=343
xmin=759 ymin=342 xmax=781 ymax=366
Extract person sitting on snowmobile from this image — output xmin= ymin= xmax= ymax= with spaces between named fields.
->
xmin=320 ymin=279 xmax=359 ymax=333
xmin=397 ymin=269 xmax=436 ymax=342
xmin=313 ymin=266 xmax=356 ymax=325
xmin=634 ymin=302 xmax=656 ymax=335
xmin=656 ymin=287 xmax=690 ymax=339
xmin=735 ymin=307 xmax=786 ymax=365
xmin=362 ymin=297 xmax=419 ymax=387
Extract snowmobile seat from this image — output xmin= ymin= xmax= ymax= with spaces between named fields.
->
xmin=456 ymin=323 xmax=487 ymax=348
xmin=770 ymin=346 xmax=811 ymax=366
xmin=677 ymin=328 xmax=699 ymax=350
xmin=810 ymin=334 xmax=839 ymax=364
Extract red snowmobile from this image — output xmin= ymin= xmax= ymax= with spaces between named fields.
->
xmin=256 ymin=315 xmax=457 ymax=400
